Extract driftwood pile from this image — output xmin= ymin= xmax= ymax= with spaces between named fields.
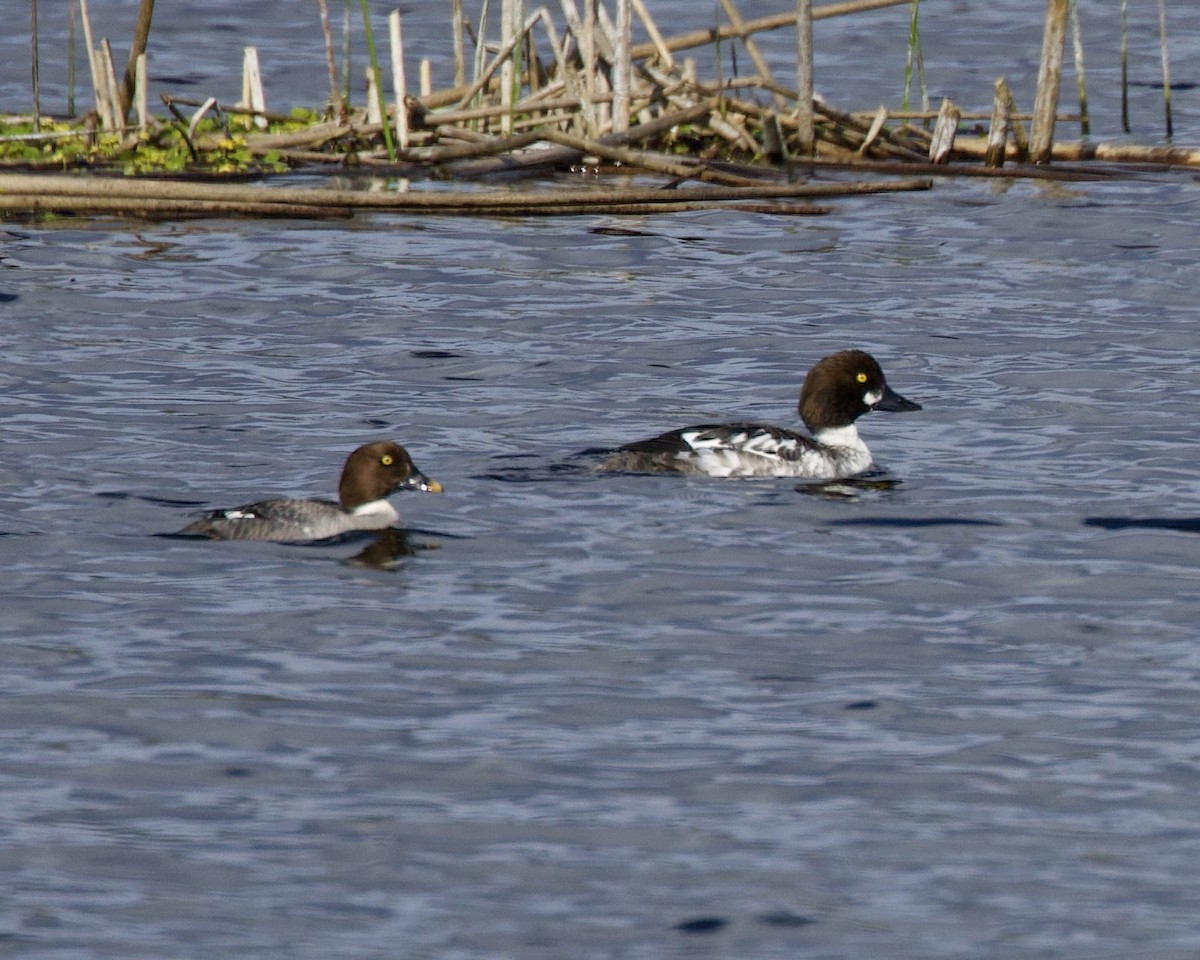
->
xmin=3 ymin=0 xmax=1200 ymax=220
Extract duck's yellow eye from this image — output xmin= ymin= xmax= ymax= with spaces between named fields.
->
xmin=856 ymin=372 xmax=868 ymax=383
xmin=381 ymin=454 xmax=394 ymax=466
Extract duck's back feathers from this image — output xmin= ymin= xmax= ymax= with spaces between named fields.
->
xmin=599 ymin=422 xmax=868 ymax=479
xmin=177 ymin=496 xmax=396 ymax=542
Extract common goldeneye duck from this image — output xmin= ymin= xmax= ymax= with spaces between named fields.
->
xmin=598 ymin=349 xmax=921 ymax=479
xmin=177 ymin=440 xmax=442 ymax=541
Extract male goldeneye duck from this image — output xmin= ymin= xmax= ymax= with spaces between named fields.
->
xmin=177 ymin=440 xmax=442 ymax=541
xmin=598 ymin=349 xmax=921 ymax=479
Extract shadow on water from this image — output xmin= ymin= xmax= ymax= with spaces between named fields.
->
xmin=475 ymin=452 xmax=604 ymax=483
xmin=1084 ymin=517 xmax=1200 ymax=534
xmin=826 ymin=515 xmax=1005 ymax=528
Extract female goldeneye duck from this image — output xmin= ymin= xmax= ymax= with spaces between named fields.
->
xmin=598 ymin=349 xmax=921 ymax=479
xmin=177 ymin=440 xmax=442 ymax=541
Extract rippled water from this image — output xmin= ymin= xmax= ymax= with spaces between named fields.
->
xmin=3 ymin=3 xmax=1200 ymax=959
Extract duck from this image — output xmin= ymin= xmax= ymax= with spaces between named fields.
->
xmin=597 ymin=349 xmax=921 ymax=479
xmin=177 ymin=440 xmax=442 ymax=541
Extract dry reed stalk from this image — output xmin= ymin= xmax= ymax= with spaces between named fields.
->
xmin=451 ymin=0 xmax=466 ymax=87
xmin=317 ymin=0 xmax=343 ymax=117
xmin=365 ymin=65 xmax=382 ymax=124
xmin=928 ymin=97 xmax=960 ymax=163
xmin=135 ymin=53 xmax=147 ymax=132
xmin=795 ymin=0 xmax=814 ymax=154
xmin=341 ymin=2 xmax=352 ymax=108
xmin=1119 ymin=0 xmax=1129 ymax=132
xmin=985 ymin=78 xmax=1009 ymax=168
xmin=100 ymin=40 xmax=123 ymax=129
xmin=628 ymin=0 xmax=910 ymax=61
xmin=1157 ymin=0 xmax=1172 ymax=138
xmin=185 ymin=96 xmax=217 ymax=142
xmin=500 ymin=0 xmax=517 ymax=134
xmin=118 ymin=0 xmax=155 ymax=121
xmin=611 ymin=0 xmax=631 ymax=134
xmin=388 ymin=10 xmax=409 ymax=150
xmin=241 ymin=47 xmax=268 ymax=130
xmin=68 ymin=0 xmax=76 ymax=116
xmin=857 ymin=106 xmax=888 ymax=155
xmin=811 ymin=99 xmax=929 ymax=161
xmin=734 ymin=80 xmax=927 ymax=161
xmin=719 ymin=0 xmax=784 ymax=109
xmin=570 ymin=0 xmax=595 ymax=129
xmin=1001 ymin=80 xmax=1029 ymax=159
xmin=1068 ymin=0 xmax=1088 ymax=134
xmin=420 ymin=59 xmax=432 ymax=97
xmin=629 ymin=0 xmax=673 ymax=69
xmin=77 ymin=0 xmax=107 ymax=129
xmin=531 ymin=7 xmax=584 ymax=129
xmin=454 ymin=8 xmax=541 ymax=110
xmin=1030 ymin=0 xmax=1068 ymax=163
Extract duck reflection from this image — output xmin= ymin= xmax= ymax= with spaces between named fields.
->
xmin=341 ymin=528 xmax=438 ymax=570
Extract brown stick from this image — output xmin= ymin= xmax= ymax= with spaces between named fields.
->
xmin=0 ymin=194 xmax=350 ymax=218
xmin=118 ymin=0 xmax=155 ymax=122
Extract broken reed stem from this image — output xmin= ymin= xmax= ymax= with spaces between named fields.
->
xmin=118 ymin=0 xmax=155 ymax=122
xmin=455 ymin=8 xmax=541 ymax=111
xmin=100 ymin=40 xmax=123 ymax=130
xmin=985 ymin=78 xmax=1010 ymax=168
xmin=1068 ymin=0 xmax=1088 ymax=135
xmin=1030 ymin=0 xmax=1069 ymax=163
xmin=241 ymin=47 xmax=268 ymax=131
xmin=317 ymin=0 xmax=344 ymax=117
xmin=795 ymin=0 xmax=814 ymax=154
xmin=1157 ymin=0 xmax=1172 ymax=139
xmin=719 ymin=0 xmax=782 ymax=109
xmin=629 ymin=0 xmax=673 ymax=69
xmin=67 ymin=0 xmax=76 ymax=117
xmin=135 ymin=53 xmax=147 ymax=132
xmin=628 ymin=0 xmax=910 ymax=61
xmin=611 ymin=0 xmax=631 ymax=134
xmin=451 ymin=0 xmax=466 ymax=87
xmin=389 ymin=10 xmax=409 ymax=151
xmin=1119 ymin=0 xmax=1129 ymax=132
xmin=77 ymin=0 xmax=107 ymax=128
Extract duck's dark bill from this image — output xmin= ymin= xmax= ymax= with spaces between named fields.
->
xmin=874 ymin=385 xmax=921 ymax=412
